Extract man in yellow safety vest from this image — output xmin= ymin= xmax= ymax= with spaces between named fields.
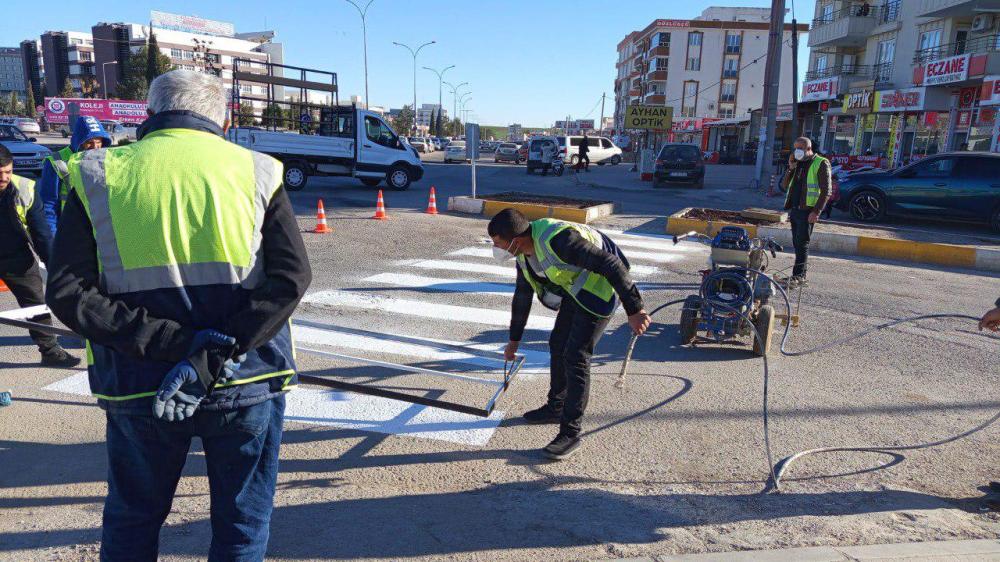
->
xmin=782 ymin=137 xmax=831 ymax=288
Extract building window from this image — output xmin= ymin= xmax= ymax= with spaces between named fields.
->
xmin=686 ymin=32 xmax=703 ymax=71
xmin=170 ymin=48 xmax=182 ymax=58
xmin=651 ymin=57 xmax=668 ymax=72
xmin=820 ymin=3 xmax=834 ymax=23
xmin=653 ymin=32 xmax=671 ymax=48
xmin=815 ymin=55 xmax=828 ymax=73
xmin=682 ymin=81 xmax=698 ymax=117
xmin=719 ymin=106 xmax=736 ymax=118
xmin=723 ymin=57 xmax=739 ymax=78
xmin=918 ymin=28 xmax=942 ymax=59
xmin=725 ymin=33 xmax=741 ymax=54
xmin=720 ymin=81 xmax=736 ymax=102
xmin=79 ymin=51 xmax=92 ymax=62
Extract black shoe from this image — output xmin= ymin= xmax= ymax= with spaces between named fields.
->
xmin=40 ymin=347 xmax=81 ymax=368
xmin=543 ymin=433 xmax=581 ymax=460
xmin=523 ymin=404 xmax=562 ymax=425
xmin=990 ymin=481 xmax=1000 ymax=494
xmin=983 ymin=498 xmax=1000 ymax=512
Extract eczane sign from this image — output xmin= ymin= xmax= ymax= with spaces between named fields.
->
xmin=801 ymin=76 xmax=839 ymax=102
xmin=924 ymin=54 xmax=970 ymax=85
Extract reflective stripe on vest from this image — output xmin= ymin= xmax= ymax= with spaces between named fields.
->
xmin=11 ymin=174 xmax=36 ymax=229
xmin=785 ymin=155 xmax=827 ymax=208
xmin=45 ymin=146 xmax=73 ymax=209
xmin=518 ymin=218 xmax=618 ymax=318
xmin=69 ymin=132 xmax=282 ymax=295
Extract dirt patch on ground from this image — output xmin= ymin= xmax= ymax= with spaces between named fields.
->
xmin=482 ymin=191 xmax=611 ymax=209
xmin=683 ymin=207 xmax=778 ymax=226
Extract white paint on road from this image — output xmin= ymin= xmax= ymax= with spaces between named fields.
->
xmin=448 ymin=247 xmax=495 ymax=259
xmin=362 ymin=272 xmax=513 ymax=294
xmin=42 ymin=372 xmax=505 ymax=446
xmin=302 ymin=290 xmax=556 ymax=330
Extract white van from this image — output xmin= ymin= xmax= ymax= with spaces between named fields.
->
xmin=558 ymin=135 xmax=623 ymax=166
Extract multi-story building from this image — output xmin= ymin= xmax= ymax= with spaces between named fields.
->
xmin=18 ymin=40 xmax=42 ymax=102
xmin=613 ymin=7 xmax=806 ymax=151
xmin=0 ymin=48 xmax=27 ymax=102
xmin=92 ymin=11 xmax=281 ymax=104
xmin=39 ymin=31 xmax=95 ymax=97
xmin=416 ymin=103 xmax=447 ymax=131
xmin=805 ymin=0 xmax=1000 ymax=165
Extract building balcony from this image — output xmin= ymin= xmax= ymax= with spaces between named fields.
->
xmin=914 ymin=34 xmax=1000 ymax=64
xmin=804 ymin=64 xmax=871 ymax=82
xmin=808 ymin=6 xmax=878 ymax=48
xmin=649 ymin=45 xmax=670 ymax=57
xmin=648 ymin=70 xmax=668 ymax=81
xmin=917 ymin=0 xmax=1000 ymax=18
xmin=628 ymin=70 xmax=641 ymax=79
xmin=629 ymin=88 xmax=642 ymax=97
xmin=644 ymin=94 xmax=665 ymax=105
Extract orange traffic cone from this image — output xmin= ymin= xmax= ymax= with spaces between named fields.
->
xmin=372 ymin=190 xmax=389 ymax=220
xmin=425 ymin=186 xmax=439 ymax=215
xmin=0 ymin=280 xmax=7 ymax=292
xmin=313 ymin=199 xmax=332 ymax=233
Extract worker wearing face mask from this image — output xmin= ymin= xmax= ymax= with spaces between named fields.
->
xmin=781 ymin=137 xmax=831 ymax=288
xmin=488 ymin=208 xmax=650 ymax=460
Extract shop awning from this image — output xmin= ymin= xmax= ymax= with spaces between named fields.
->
xmin=704 ymin=117 xmax=750 ymax=127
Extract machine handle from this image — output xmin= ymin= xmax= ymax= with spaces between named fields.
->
xmin=672 ymin=231 xmax=699 ymax=244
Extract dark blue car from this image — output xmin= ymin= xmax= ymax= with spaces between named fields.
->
xmin=835 ymin=152 xmax=1000 ymax=231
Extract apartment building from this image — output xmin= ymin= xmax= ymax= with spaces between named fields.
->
xmin=19 ymin=40 xmax=42 ymax=102
xmin=805 ymin=0 xmax=1000 ymax=165
xmin=416 ymin=103 xmax=447 ymax=130
xmin=613 ymin=7 xmax=806 ymax=150
xmin=0 ymin=48 xmax=27 ymax=101
xmin=91 ymin=13 xmax=278 ymax=105
xmin=38 ymin=31 xmax=95 ymax=97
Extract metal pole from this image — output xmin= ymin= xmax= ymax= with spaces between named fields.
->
xmin=444 ymin=81 xmax=468 ymax=137
xmin=424 ymin=65 xmax=454 ymax=136
xmin=101 ymin=61 xmax=117 ymax=99
xmin=393 ymin=40 xmax=435 ymax=134
xmin=599 ymin=92 xmax=606 ymax=136
xmin=790 ymin=17 xmax=800 ymax=142
xmin=754 ymin=0 xmax=787 ymax=189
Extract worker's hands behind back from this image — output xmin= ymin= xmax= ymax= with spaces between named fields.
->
xmin=628 ymin=310 xmax=651 ymax=336
xmin=153 ymin=330 xmax=236 ymax=422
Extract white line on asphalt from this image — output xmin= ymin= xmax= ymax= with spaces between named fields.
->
xmin=302 ymin=290 xmax=556 ymax=330
xmin=399 ymin=258 xmax=660 ymax=278
xmin=450 ymin=244 xmax=683 ymax=264
xmin=41 ymin=372 xmax=505 ymax=446
xmin=448 ymin=247 xmax=495 ymax=259
xmin=362 ymin=272 xmax=514 ymax=294
xmin=603 ymin=231 xmax=705 ymax=252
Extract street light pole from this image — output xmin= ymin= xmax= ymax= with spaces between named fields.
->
xmin=444 ymin=80 xmax=468 ymax=136
xmin=460 ymin=97 xmax=472 ymax=135
xmin=423 ymin=64 xmax=454 ymax=136
xmin=345 ymin=0 xmax=375 ymax=108
xmin=101 ymin=61 xmax=118 ymax=99
xmin=393 ymin=39 xmax=435 ymax=134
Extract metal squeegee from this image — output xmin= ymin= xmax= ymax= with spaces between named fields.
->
xmin=0 ymin=306 xmax=524 ymax=417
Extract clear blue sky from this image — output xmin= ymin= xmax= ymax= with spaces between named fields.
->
xmin=4 ymin=0 xmax=811 ymax=127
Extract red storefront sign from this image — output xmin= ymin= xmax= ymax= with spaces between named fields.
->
xmin=44 ymin=97 xmax=148 ymax=124
xmin=801 ymin=76 xmax=840 ymax=102
xmin=923 ymin=54 xmax=970 ymax=85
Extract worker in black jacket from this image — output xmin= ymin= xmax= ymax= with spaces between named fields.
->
xmin=0 ymin=145 xmax=79 ymax=367
xmin=489 ymin=209 xmax=650 ymax=460
xmin=978 ymin=300 xmax=1000 ymax=511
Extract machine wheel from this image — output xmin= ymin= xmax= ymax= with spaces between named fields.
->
xmin=848 ymin=190 xmax=886 ymax=222
xmin=752 ymin=304 xmax=775 ymax=356
xmin=610 ymin=154 xmax=622 ymax=165
xmin=283 ymin=162 xmax=309 ymax=191
xmin=570 ymin=155 xmax=580 ymax=166
xmin=360 ymin=177 xmax=381 ymax=187
xmin=679 ymin=295 xmax=701 ymax=345
xmin=387 ymin=165 xmax=412 ymax=191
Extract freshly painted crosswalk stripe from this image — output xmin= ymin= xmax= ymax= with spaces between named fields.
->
xmin=604 ymin=230 xmax=704 ymax=253
xmin=362 ymin=272 xmax=513 ymax=294
xmin=42 ymin=372 xmax=504 ymax=446
xmin=449 ymin=247 xmax=495 ymax=259
xmin=400 ymin=258 xmax=660 ymax=278
xmin=302 ymin=290 xmax=556 ymax=329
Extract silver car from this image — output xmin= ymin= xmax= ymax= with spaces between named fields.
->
xmin=494 ymin=142 xmax=521 ymax=164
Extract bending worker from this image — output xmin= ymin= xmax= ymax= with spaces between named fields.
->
xmin=0 ymin=145 xmax=79 ymax=367
xmin=781 ymin=136 xmax=830 ymax=288
xmin=37 ymin=115 xmax=111 ymax=234
xmin=46 ymin=70 xmax=312 ymax=560
xmin=489 ymin=209 xmax=650 ymax=460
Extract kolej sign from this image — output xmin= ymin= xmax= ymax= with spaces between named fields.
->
xmin=842 ymin=90 xmax=873 ymax=112
xmin=924 ymin=54 xmax=970 ymax=86
xmin=623 ymin=105 xmax=673 ymax=130
xmin=801 ymin=76 xmax=840 ymax=102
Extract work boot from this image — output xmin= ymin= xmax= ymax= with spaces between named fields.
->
xmin=40 ymin=346 xmax=81 ymax=368
xmin=990 ymin=481 xmax=1000 ymax=494
xmin=543 ymin=433 xmax=581 ymax=460
xmin=523 ymin=404 xmax=562 ymax=425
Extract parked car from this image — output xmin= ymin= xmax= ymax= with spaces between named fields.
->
xmin=11 ymin=117 xmax=40 ymax=134
xmin=100 ymin=120 xmax=129 ymax=145
xmin=558 ymin=135 xmax=623 ymax=166
xmin=444 ymin=141 xmax=469 ymax=163
xmin=653 ymin=143 xmax=705 ymax=188
xmin=834 ymin=151 xmax=1000 ymax=231
xmin=0 ymin=124 xmax=50 ymax=176
xmin=495 ymin=142 xmax=521 ymax=164
xmin=526 ymin=136 xmax=560 ymax=174
xmin=408 ymin=137 xmax=430 ymax=153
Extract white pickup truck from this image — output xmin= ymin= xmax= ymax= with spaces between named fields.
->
xmin=226 ymin=106 xmax=423 ymax=191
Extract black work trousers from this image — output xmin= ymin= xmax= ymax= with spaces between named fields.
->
xmin=1 ymin=262 xmax=58 ymax=352
xmin=578 ymin=153 xmax=590 ymax=170
xmin=547 ymin=297 xmax=610 ymax=438
xmin=789 ymin=208 xmax=815 ymax=278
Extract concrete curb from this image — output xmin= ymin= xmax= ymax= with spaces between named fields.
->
xmin=447 ymin=195 xmax=616 ymax=224
xmin=601 ymin=538 xmax=1000 ymax=561
xmin=666 ymin=208 xmax=1000 ymax=273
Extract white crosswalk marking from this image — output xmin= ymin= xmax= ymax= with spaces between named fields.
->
xmin=362 ymin=272 xmax=513 ymax=294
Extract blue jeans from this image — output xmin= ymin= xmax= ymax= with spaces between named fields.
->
xmin=101 ymin=395 xmax=286 ymax=562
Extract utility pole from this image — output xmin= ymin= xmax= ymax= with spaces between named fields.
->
xmin=790 ymin=16 xmax=800 ymax=142
xmin=423 ymin=65 xmax=454 ymax=136
xmin=345 ymin=0 xmax=375 ymax=108
xmin=598 ymin=92 xmax=606 ymax=136
xmin=754 ymin=0 xmax=787 ymax=190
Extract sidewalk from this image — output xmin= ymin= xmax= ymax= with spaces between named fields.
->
xmin=605 ymin=538 xmax=1000 ymax=561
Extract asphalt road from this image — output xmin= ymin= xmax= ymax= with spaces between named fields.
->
xmin=2 ymin=159 xmax=1000 ymax=561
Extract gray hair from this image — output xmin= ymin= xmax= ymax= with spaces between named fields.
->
xmin=147 ymin=70 xmax=227 ymax=128
xmin=794 ymin=137 xmax=812 ymax=149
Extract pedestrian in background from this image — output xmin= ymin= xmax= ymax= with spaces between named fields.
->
xmin=0 ymin=145 xmax=79 ymax=367
xmin=577 ymin=132 xmax=591 ymax=172
xmin=46 ymin=70 xmax=312 ymax=561
xmin=488 ymin=209 xmax=650 ymax=460
xmin=781 ymin=136 xmax=831 ymax=288
xmin=37 ymin=115 xmax=111 ymax=235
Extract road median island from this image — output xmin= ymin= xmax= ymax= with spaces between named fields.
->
xmin=447 ymin=192 xmax=616 ymax=224
xmin=667 ymin=207 xmax=1000 ymax=272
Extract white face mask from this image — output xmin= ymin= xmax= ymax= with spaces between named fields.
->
xmin=794 ymin=149 xmax=806 ymax=161
xmin=492 ymin=239 xmax=516 ymax=262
